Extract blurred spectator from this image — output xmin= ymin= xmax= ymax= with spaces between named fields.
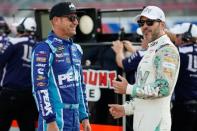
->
xmin=169 ymin=24 xmax=183 ymax=45
xmin=111 ymin=28 xmax=147 ymax=83
xmin=0 ymin=16 xmax=11 ymax=55
xmin=171 ymin=23 xmax=197 ymax=131
xmin=0 ymin=17 xmax=38 ymax=131
xmin=0 ymin=16 xmax=10 ymax=36
xmin=0 ymin=16 xmax=11 ymax=90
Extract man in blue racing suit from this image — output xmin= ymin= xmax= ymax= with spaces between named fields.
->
xmin=31 ymin=2 xmax=91 ymax=131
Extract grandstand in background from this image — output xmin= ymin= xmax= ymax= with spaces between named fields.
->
xmin=1 ymin=0 xmax=197 ymax=37
xmin=0 ymin=0 xmax=197 ymax=16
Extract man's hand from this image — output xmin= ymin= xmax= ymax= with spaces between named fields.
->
xmin=112 ymin=75 xmax=128 ymax=94
xmin=108 ymin=104 xmax=125 ymax=119
xmin=111 ymin=40 xmax=124 ymax=54
xmin=122 ymin=40 xmax=136 ymax=53
xmin=47 ymin=121 xmax=59 ymax=131
xmin=82 ymin=119 xmax=91 ymax=131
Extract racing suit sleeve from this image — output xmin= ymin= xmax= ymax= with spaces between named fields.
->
xmin=0 ymin=41 xmax=12 ymax=84
xmin=123 ymin=100 xmax=135 ymax=115
xmin=126 ymin=45 xmax=180 ymax=99
xmin=0 ymin=41 xmax=12 ymax=68
xmin=122 ymin=50 xmax=144 ymax=72
xmin=31 ymin=43 xmax=56 ymax=123
xmin=79 ymin=64 xmax=89 ymax=121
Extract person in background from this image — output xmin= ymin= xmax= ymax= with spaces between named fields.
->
xmin=31 ymin=2 xmax=91 ymax=131
xmin=171 ymin=23 xmax=197 ymax=131
xmin=110 ymin=6 xmax=180 ymax=131
xmin=111 ymin=27 xmax=147 ymax=83
xmin=0 ymin=17 xmax=38 ymax=131
xmin=0 ymin=16 xmax=10 ymax=44
xmin=168 ymin=24 xmax=183 ymax=46
xmin=0 ymin=16 xmax=11 ymax=90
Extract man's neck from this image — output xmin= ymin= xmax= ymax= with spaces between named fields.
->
xmin=53 ymin=29 xmax=69 ymax=40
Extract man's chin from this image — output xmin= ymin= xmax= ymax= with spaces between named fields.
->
xmin=70 ymin=31 xmax=76 ymax=37
xmin=144 ymin=35 xmax=152 ymax=43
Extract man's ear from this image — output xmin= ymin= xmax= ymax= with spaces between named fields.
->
xmin=51 ymin=17 xmax=59 ymax=25
xmin=161 ymin=22 xmax=166 ymax=29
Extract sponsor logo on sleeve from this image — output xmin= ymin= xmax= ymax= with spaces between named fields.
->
xmin=36 ymin=57 xmax=47 ymax=63
xmin=37 ymin=82 xmax=46 ymax=87
xmin=35 ymin=51 xmax=47 ymax=57
xmin=36 ymin=63 xmax=47 ymax=67
xmin=39 ymin=90 xmax=53 ymax=116
xmin=36 ymin=75 xmax=46 ymax=81
xmin=37 ymin=68 xmax=44 ymax=75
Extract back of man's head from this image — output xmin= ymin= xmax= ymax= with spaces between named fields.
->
xmin=0 ymin=16 xmax=11 ymax=35
xmin=16 ymin=17 xmax=37 ymax=35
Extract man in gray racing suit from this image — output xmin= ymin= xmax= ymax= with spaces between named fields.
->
xmin=112 ymin=6 xmax=180 ymax=131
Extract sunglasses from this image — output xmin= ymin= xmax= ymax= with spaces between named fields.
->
xmin=63 ymin=15 xmax=79 ymax=22
xmin=137 ymin=19 xmax=161 ymax=27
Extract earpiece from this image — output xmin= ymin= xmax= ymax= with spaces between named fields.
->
xmin=16 ymin=17 xmax=27 ymax=34
xmin=182 ymin=23 xmax=193 ymax=42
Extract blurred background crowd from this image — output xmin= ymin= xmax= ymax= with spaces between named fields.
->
xmin=0 ymin=0 xmax=197 ymax=34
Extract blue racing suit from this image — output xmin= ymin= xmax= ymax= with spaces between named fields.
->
xmin=31 ymin=32 xmax=89 ymax=131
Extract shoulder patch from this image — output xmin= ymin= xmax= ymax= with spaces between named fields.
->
xmin=155 ymin=43 xmax=170 ymax=53
xmin=178 ymin=46 xmax=193 ymax=53
xmin=9 ymin=37 xmax=29 ymax=45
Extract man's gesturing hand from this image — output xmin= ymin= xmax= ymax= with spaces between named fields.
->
xmin=108 ymin=104 xmax=125 ymax=119
xmin=112 ymin=75 xmax=128 ymax=94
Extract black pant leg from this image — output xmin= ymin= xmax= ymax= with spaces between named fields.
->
xmin=171 ymin=102 xmax=197 ymax=131
xmin=0 ymin=90 xmax=14 ymax=131
xmin=15 ymin=90 xmax=38 ymax=131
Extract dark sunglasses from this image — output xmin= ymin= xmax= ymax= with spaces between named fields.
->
xmin=137 ymin=19 xmax=161 ymax=27
xmin=63 ymin=15 xmax=79 ymax=22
